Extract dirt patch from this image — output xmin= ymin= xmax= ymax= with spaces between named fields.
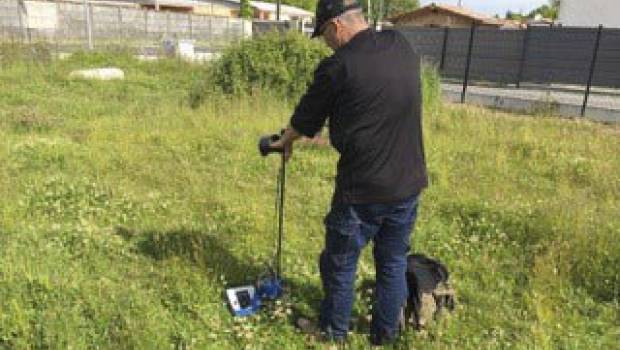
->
xmin=10 ymin=107 xmax=61 ymax=133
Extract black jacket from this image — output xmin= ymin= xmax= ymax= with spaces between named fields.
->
xmin=290 ymin=29 xmax=428 ymax=204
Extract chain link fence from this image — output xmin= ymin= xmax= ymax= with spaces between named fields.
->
xmin=0 ymin=0 xmax=253 ymax=59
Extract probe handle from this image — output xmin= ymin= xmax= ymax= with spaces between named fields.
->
xmin=259 ymin=131 xmax=285 ymax=157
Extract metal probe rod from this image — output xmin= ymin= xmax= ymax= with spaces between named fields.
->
xmin=276 ymin=153 xmax=285 ymax=279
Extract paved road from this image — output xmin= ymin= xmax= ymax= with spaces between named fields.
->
xmin=442 ymin=83 xmax=620 ymax=123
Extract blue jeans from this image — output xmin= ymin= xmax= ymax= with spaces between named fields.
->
xmin=319 ymin=193 xmax=420 ymax=342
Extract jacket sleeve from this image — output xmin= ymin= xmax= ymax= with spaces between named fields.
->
xmin=290 ymin=55 xmax=344 ymax=138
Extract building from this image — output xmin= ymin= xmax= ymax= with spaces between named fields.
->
xmin=131 ymin=0 xmax=312 ymax=19
xmin=558 ymin=0 xmax=620 ymax=28
xmin=250 ymin=1 xmax=313 ymax=21
xmin=136 ymin=0 xmax=243 ymax=16
xmin=389 ymin=3 xmax=517 ymax=28
xmin=526 ymin=15 xmax=555 ymax=27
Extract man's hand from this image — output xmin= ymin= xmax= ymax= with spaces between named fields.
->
xmin=270 ymin=127 xmax=302 ymax=162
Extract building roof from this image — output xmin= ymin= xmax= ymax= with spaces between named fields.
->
xmin=389 ymin=3 xmax=504 ymax=26
xmin=61 ymin=0 xmax=140 ymax=8
xmin=135 ymin=0 xmax=223 ymax=8
xmin=249 ymin=1 xmax=313 ymax=17
xmin=136 ymin=0 xmax=313 ymax=17
xmin=501 ymin=19 xmax=527 ymax=29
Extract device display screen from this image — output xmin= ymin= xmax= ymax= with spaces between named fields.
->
xmin=236 ymin=290 xmax=252 ymax=308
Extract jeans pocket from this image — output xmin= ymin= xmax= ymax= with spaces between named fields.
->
xmin=323 ymin=205 xmax=361 ymax=266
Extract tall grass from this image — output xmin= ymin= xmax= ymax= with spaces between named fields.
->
xmin=0 ymin=48 xmax=618 ymax=349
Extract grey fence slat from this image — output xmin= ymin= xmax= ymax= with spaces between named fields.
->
xmin=594 ymin=73 xmax=620 ymax=81
xmin=598 ymin=47 xmax=620 ymax=54
xmin=596 ymin=60 xmax=620 ymax=68
xmin=594 ymin=78 xmax=620 ymax=86
xmin=528 ymin=34 xmax=597 ymax=42
xmin=526 ymin=47 xmax=597 ymax=58
xmin=523 ymin=68 xmax=590 ymax=85
xmin=524 ymin=58 xmax=593 ymax=69
xmin=593 ymin=75 xmax=620 ymax=89
xmin=527 ymin=43 xmax=599 ymax=53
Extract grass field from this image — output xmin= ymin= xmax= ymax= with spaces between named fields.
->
xmin=0 ymin=52 xmax=618 ymax=349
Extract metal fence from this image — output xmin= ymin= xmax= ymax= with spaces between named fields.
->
xmin=0 ymin=0 xmax=252 ymax=58
xmin=398 ymin=25 xmax=620 ymax=116
xmin=253 ymin=19 xmax=305 ymax=36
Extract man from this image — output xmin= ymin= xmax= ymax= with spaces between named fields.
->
xmin=271 ymin=0 xmax=427 ymax=345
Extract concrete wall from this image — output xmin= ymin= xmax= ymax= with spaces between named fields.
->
xmin=559 ymin=0 xmax=620 ymax=28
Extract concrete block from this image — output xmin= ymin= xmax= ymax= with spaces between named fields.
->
xmin=69 ymin=67 xmax=125 ymax=80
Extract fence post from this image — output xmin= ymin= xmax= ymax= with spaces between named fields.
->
xmin=461 ymin=22 xmax=476 ymax=104
xmin=83 ymin=0 xmax=93 ymax=50
xmin=516 ymin=25 xmax=531 ymax=88
xmin=188 ymin=14 xmax=192 ymax=39
xmin=208 ymin=16 xmax=213 ymax=49
xmin=226 ymin=16 xmax=230 ymax=41
xmin=56 ymin=1 xmax=62 ymax=55
xmin=581 ymin=25 xmax=603 ymax=118
xmin=89 ymin=2 xmax=94 ymax=49
xmin=166 ymin=11 xmax=170 ymax=36
xmin=118 ymin=7 xmax=122 ymax=44
xmin=439 ymin=27 xmax=449 ymax=71
xmin=144 ymin=9 xmax=148 ymax=38
xmin=16 ymin=0 xmax=26 ymax=43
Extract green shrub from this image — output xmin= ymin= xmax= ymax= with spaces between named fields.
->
xmin=190 ymin=31 xmax=330 ymax=107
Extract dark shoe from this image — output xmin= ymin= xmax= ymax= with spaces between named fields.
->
xmin=370 ymin=333 xmax=398 ymax=346
xmin=295 ymin=317 xmax=347 ymax=345
xmin=369 ymin=325 xmax=400 ymax=347
xmin=296 ymin=317 xmax=319 ymax=335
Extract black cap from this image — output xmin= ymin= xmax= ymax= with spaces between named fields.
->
xmin=312 ymin=0 xmax=362 ymax=38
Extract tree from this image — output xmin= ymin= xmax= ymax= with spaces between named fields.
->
xmin=383 ymin=0 xmax=420 ymax=19
xmin=505 ymin=10 xmax=524 ymax=20
xmin=362 ymin=0 xmax=419 ymax=22
xmin=527 ymin=0 xmax=560 ymax=20
xmin=261 ymin=0 xmax=418 ymax=22
xmin=504 ymin=1 xmax=560 ymax=21
xmin=279 ymin=0 xmax=318 ymax=12
xmin=240 ymin=0 xmax=253 ymax=19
